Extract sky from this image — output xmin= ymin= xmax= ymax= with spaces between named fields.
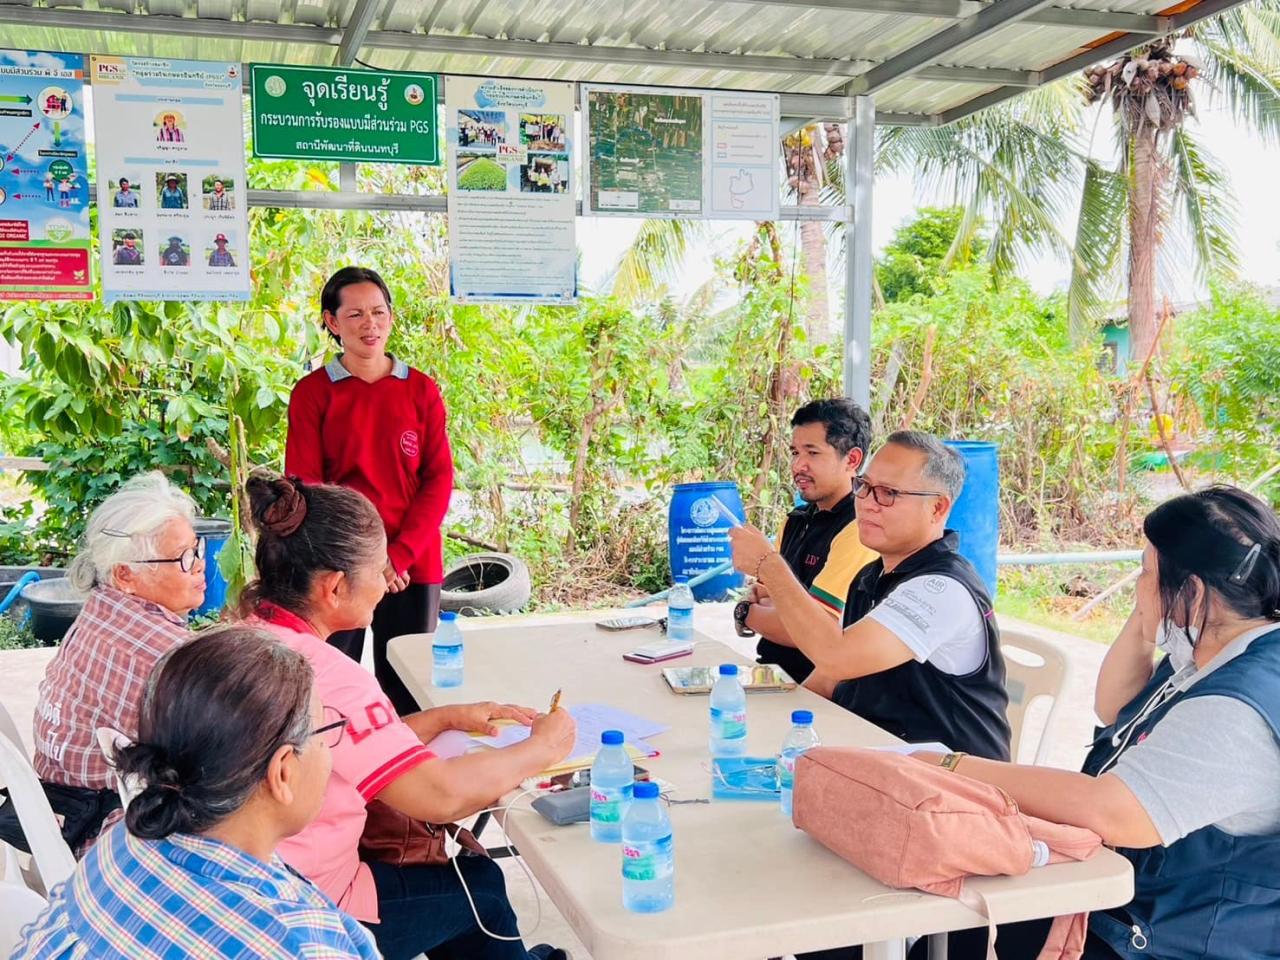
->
xmin=576 ymin=91 xmax=1280 ymax=308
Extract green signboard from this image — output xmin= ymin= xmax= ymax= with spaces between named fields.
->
xmin=250 ymin=65 xmax=439 ymax=165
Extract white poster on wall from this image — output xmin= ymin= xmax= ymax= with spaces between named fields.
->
xmin=582 ymin=84 xmax=779 ymax=221
xmin=91 ymin=56 xmax=250 ymax=302
xmin=446 ymin=76 xmax=576 ymax=304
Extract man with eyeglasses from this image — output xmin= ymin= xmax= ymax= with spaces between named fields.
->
xmin=730 ymin=430 xmax=1010 ymax=763
xmin=739 ymin=398 xmax=878 ymax=684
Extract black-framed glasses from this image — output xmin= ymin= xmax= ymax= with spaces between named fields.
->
xmin=310 ymin=706 xmax=348 ymax=749
xmin=130 ymin=536 xmax=207 ymax=573
xmin=853 ymin=477 xmax=944 ymax=508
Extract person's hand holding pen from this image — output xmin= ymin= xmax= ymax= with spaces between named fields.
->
xmin=530 ymin=688 xmax=575 ymax=766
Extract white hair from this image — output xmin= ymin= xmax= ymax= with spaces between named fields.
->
xmin=67 ymin=472 xmax=198 ymax=592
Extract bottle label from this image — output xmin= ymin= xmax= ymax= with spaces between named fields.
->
xmin=590 ymin=783 xmax=632 ymax=824
xmin=778 ymin=753 xmax=796 ymax=790
xmin=710 ymin=706 xmax=747 ymax=740
xmin=622 ymin=833 xmax=674 ymax=882
xmin=432 ymin=643 xmax=463 ymax=666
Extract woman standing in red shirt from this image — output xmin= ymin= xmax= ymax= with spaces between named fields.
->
xmin=286 ymin=266 xmax=453 ymax=714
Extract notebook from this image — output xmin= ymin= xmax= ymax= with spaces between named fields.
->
xmin=662 ymin=664 xmax=797 ymax=695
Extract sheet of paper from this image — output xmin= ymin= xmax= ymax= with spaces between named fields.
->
xmin=425 ymin=729 xmax=484 ymax=759
xmin=474 ymin=702 xmax=668 ymax=763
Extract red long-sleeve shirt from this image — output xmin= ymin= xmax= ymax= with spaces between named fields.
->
xmin=285 ymin=357 xmax=454 ymax=584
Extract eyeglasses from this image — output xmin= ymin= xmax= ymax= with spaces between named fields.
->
xmin=853 ymin=477 xmax=944 ymax=508
xmin=131 ymin=537 xmax=207 ymax=573
xmin=310 ymin=706 xmax=348 ymax=750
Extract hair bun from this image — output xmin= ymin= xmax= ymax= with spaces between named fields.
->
xmin=261 ymin=477 xmax=308 ymax=537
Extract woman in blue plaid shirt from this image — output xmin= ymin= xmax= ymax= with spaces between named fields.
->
xmin=12 ymin=627 xmax=380 ymax=960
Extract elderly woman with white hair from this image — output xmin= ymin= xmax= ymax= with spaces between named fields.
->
xmin=26 ymin=471 xmax=206 ymax=852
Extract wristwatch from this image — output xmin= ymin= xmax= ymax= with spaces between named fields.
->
xmin=733 ymin=600 xmax=756 ymax=638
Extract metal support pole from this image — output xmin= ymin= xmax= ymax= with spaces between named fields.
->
xmin=338 ymin=163 xmax=358 ymax=192
xmin=844 ymin=95 xmax=874 ymax=408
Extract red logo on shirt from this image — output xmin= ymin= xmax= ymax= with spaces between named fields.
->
xmin=400 ymin=430 xmax=420 ymax=458
xmin=347 ymin=701 xmax=396 ymax=745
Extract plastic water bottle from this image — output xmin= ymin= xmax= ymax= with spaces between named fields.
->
xmin=709 ymin=663 xmax=747 ymax=757
xmin=431 ymin=612 xmax=464 ymax=688
xmin=621 ymin=780 xmax=674 ymax=913
xmin=590 ymin=730 xmax=634 ymax=843
xmin=667 ymin=577 xmax=695 ymax=643
xmin=778 ymin=710 xmax=821 ymax=818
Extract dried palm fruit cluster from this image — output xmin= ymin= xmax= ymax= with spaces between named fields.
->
xmin=1082 ymin=42 xmax=1199 ymax=133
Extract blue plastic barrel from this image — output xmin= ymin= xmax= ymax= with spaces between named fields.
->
xmin=669 ymin=482 xmax=746 ymax=601
xmin=193 ymin=518 xmax=233 ymax=617
xmin=943 ymin=441 xmax=999 ymax=597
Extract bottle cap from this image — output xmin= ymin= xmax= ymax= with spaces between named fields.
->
xmin=791 ymin=710 xmax=814 ymax=725
xmin=633 ymin=781 xmax=660 ymax=799
xmin=718 ymin=663 xmax=738 ymax=676
xmin=601 ymin=729 xmax=624 ymax=746
xmin=439 ymin=611 xmax=457 ymax=622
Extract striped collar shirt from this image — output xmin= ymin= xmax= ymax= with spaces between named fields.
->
xmin=10 ymin=822 xmax=382 ymax=960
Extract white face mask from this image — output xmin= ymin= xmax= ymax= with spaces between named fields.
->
xmin=1156 ymin=620 xmax=1199 ymax=672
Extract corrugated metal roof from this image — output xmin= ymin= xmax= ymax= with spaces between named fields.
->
xmin=0 ymin=0 xmax=1249 ymax=123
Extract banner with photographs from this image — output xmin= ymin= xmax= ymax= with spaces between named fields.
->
xmin=446 ymin=76 xmax=576 ymax=304
xmin=92 ymin=56 xmax=250 ymax=302
xmin=0 ymin=49 xmax=92 ymax=300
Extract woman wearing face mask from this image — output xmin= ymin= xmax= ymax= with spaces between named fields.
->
xmin=908 ymin=486 xmax=1280 ymax=960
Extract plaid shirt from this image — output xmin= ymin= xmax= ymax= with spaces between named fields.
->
xmin=207 ymin=192 xmax=233 ymax=210
xmin=33 ymin=586 xmax=189 ymax=791
xmin=11 ymin=822 xmax=382 ymax=960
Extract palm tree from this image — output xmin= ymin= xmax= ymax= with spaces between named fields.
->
xmin=879 ymin=2 xmax=1280 ymax=357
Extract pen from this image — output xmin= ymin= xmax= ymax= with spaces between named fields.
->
xmin=549 ymin=689 xmax=562 ymax=713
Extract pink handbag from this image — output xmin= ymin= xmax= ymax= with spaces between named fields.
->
xmin=792 ymin=746 xmax=1102 ymax=960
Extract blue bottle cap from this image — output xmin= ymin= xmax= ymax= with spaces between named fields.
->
xmin=791 ymin=710 xmax=814 ymax=725
xmin=718 ymin=663 xmax=738 ymax=676
xmin=633 ymin=781 xmax=660 ymax=799
xmin=439 ymin=611 xmax=457 ymax=622
xmin=601 ymin=729 xmax=624 ymax=746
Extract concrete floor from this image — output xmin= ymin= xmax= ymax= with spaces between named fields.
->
xmin=0 ymin=605 xmax=1108 ymax=959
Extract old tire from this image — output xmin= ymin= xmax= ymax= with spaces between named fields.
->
xmin=440 ymin=552 xmax=531 ymax=616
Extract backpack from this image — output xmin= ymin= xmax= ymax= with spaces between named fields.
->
xmin=792 ymin=746 xmax=1102 ymax=959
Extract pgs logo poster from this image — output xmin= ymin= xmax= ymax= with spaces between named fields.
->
xmin=0 ymin=49 xmax=92 ymax=301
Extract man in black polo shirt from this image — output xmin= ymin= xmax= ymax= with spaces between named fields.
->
xmin=742 ymin=398 xmax=877 ymax=683
xmin=730 ymin=430 xmax=1010 ymax=762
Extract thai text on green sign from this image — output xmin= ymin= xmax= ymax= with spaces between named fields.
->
xmin=250 ymin=65 xmax=439 ymax=165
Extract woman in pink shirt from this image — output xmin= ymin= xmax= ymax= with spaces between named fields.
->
xmin=237 ymin=471 xmax=575 ymax=960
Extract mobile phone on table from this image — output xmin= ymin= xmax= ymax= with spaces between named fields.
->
xmin=549 ymin=765 xmax=650 ymax=790
xmin=623 ymin=640 xmax=694 ymax=664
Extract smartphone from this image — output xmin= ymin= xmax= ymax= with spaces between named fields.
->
xmin=623 ymin=640 xmax=694 ymax=664
xmin=596 ymin=616 xmax=659 ymax=631
xmin=549 ymin=765 xmax=650 ymax=790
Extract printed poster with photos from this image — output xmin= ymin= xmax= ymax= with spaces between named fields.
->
xmin=583 ymin=84 xmax=779 ymax=220
xmin=91 ymin=56 xmax=250 ymax=302
xmin=446 ymin=76 xmax=576 ymax=304
xmin=0 ymin=49 xmax=92 ymax=300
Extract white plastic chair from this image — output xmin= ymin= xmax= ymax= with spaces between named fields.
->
xmin=95 ymin=727 xmax=141 ymax=810
xmin=0 ymin=723 xmax=75 ymax=894
xmin=0 ymin=880 xmax=47 ymax=954
xmin=0 ymin=700 xmax=28 ymax=761
xmin=1000 ymin=629 xmax=1069 ymax=765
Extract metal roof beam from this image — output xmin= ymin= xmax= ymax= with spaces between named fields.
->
xmin=934 ymin=0 xmax=1251 ymax=124
xmin=365 ymin=31 xmax=876 ymax=78
xmin=1026 ymin=8 xmax=1170 ymax=34
xmin=915 ymin=65 xmax=1038 ymax=86
xmin=336 ymin=0 xmax=382 ymax=65
xmin=723 ymin=0 xmax=1171 ymax=35
xmin=848 ymin=0 xmax=1059 ymax=95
